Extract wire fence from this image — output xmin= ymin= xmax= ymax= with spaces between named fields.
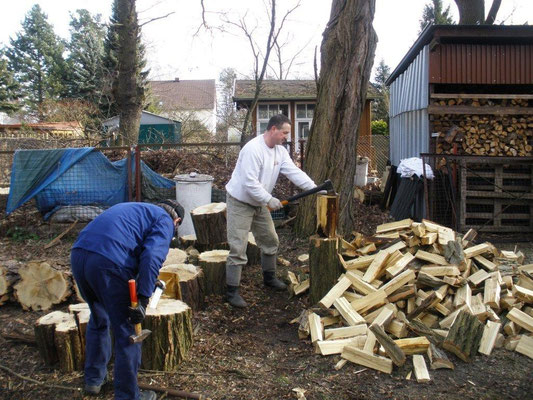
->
xmin=421 ymin=153 xmax=533 ymax=233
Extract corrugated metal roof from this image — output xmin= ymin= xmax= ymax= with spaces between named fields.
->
xmin=149 ymin=79 xmax=216 ymax=111
xmin=387 ymin=24 xmax=533 ymax=86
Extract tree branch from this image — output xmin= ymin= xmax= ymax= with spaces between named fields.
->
xmin=0 ymin=364 xmax=80 ymax=392
xmin=485 ymin=0 xmax=502 ymax=24
xmin=139 ymin=12 xmax=175 ymax=27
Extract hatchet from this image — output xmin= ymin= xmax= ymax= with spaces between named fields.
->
xmin=270 ymin=179 xmax=334 ymax=210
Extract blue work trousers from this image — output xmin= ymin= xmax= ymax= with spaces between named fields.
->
xmin=71 ymin=248 xmax=141 ymax=400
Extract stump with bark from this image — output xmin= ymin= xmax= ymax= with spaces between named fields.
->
xmin=35 ymin=310 xmax=84 ymax=372
xmin=198 ymin=250 xmax=229 ymax=296
xmin=14 ymin=261 xmax=71 ymax=311
xmin=246 ymin=232 xmax=261 ymax=266
xmin=191 ymin=202 xmax=227 ymax=245
xmin=158 ymin=263 xmax=205 ymax=311
xmin=141 ymin=299 xmax=193 ymax=371
xmin=309 ymin=235 xmax=342 ymax=305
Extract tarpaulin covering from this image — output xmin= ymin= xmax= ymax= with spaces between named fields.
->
xmin=6 ymin=148 xmax=175 ymax=218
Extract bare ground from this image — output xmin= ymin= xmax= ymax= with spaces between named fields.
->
xmin=0 ymin=204 xmax=532 ymax=399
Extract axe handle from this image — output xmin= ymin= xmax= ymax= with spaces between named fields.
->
xmin=128 ymin=279 xmax=142 ymax=335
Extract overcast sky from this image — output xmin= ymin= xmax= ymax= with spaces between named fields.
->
xmin=1 ymin=0 xmax=531 ymax=82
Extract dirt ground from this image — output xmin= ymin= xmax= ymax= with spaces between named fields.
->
xmin=0 ymin=207 xmax=532 ymax=399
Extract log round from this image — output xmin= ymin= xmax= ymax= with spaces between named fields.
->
xmin=163 ymin=249 xmax=188 ymax=267
xmin=198 ymin=250 xmax=229 ymax=296
xmin=142 ymin=299 xmax=193 ymax=371
xmin=179 ymin=234 xmax=198 ymax=249
xmin=0 ymin=260 xmax=20 ymax=305
xmin=190 ymin=202 xmax=227 ymax=245
xmin=246 ymin=232 xmax=261 ymax=266
xmin=178 ymin=264 xmax=205 ymax=311
xmin=54 ymin=314 xmax=83 ymax=372
xmin=34 ymin=311 xmax=72 ymax=366
xmin=14 ymin=261 xmax=71 ymax=311
xmin=309 ymin=235 xmax=342 ymax=305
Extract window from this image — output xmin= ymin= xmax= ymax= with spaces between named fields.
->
xmin=256 ymin=103 xmax=289 ymax=135
xmin=295 ymin=103 xmax=315 ymax=151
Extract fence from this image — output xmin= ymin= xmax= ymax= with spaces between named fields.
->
xmin=421 ymin=153 xmax=533 ymax=233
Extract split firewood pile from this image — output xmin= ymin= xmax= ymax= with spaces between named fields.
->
xmin=293 ymin=217 xmax=533 ymax=381
xmin=432 ymin=97 xmax=533 ymax=157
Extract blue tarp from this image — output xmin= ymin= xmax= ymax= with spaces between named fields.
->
xmin=6 ymin=148 xmax=175 ymax=217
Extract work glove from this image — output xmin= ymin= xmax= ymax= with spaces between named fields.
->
xmin=267 ymin=197 xmax=283 ymax=211
xmin=128 ymin=295 xmax=149 ymax=324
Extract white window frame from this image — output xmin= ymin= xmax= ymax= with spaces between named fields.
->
xmin=294 ymin=102 xmax=315 ymax=152
xmin=256 ymin=102 xmax=290 ymax=136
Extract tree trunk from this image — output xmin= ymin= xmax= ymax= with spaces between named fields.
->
xmin=197 ymin=250 xmax=229 ymax=296
xmin=309 ymin=235 xmax=342 ymax=305
xmin=190 ymin=203 xmax=227 ymax=245
xmin=454 ymin=0 xmax=485 ymax=24
xmin=142 ymin=299 xmax=193 ymax=371
xmin=294 ymin=0 xmax=377 ymax=236
xmin=116 ymin=0 xmax=143 ymax=145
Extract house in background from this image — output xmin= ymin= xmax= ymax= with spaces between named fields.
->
xmin=0 ymin=121 xmax=84 ymax=138
xmin=148 ymin=79 xmax=217 ymax=134
xmin=102 ymin=110 xmax=181 ymax=145
xmin=233 ymin=79 xmax=376 ymax=158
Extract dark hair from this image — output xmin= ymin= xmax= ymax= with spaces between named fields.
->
xmin=156 ymin=200 xmax=184 ymax=224
xmin=266 ymin=114 xmax=291 ymax=131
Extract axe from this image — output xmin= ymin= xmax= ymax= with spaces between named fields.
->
xmin=278 ymin=179 xmax=334 ymax=208
xmin=128 ymin=279 xmax=151 ymax=344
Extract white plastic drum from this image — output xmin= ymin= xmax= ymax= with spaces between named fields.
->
xmin=174 ymin=172 xmax=214 ymax=236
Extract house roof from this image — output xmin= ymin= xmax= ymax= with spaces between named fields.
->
xmin=0 ymin=121 xmax=82 ymax=132
xmin=148 ymin=79 xmax=216 ymax=111
xmin=102 ymin=110 xmax=180 ymax=127
xmin=386 ymin=24 xmax=533 ymax=86
xmin=234 ymin=80 xmax=378 ymax=102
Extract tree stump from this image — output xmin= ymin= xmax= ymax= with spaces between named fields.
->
xmin=316 ymin=194 xmax=339 ymax=238
xmin=14 ymin=261 xmax=71 ymax=311
xmin=163 ymin=249 xmax=188 ymax=266
xmin=246 ymin=232 xmax=261 ymax=266
xmin=309 ymin=235 xmax=342 ymax=305
xmin=177 ymin=264 xmax=205 ymax=311
xmin=443 ymin=310 xmax=485 ymax=362
xmin=69 ymin=303 xmax=90 ymax=354
xmin=54 ymin=313 xmax=84 ymax=372
xmin=190 ymin=202 xmax=227 ymax=245
xmin=141 ymin=299 xmax=193 ymax=371
xmin=34 ymin=311 xmax=72 ymax=366
xmin=158 ymin=265 xmax=184 ymax=300
xmin=179 ymin=234 xmax=229 ymax=253
xmin=179 ymin=234 xmax=197 ymax=249
xmin=198 ymin=250 xmax=229 ymax=296
xmin=0 ymin=260 xmax=20 ymax=305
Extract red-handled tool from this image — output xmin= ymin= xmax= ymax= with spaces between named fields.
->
xmin=128 ymin=279 xmax=151 ymax=344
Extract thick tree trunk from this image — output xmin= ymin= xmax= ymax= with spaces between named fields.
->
xmin=454 ymin=0 xmax=484 ymax=24
xmin=116 ymin=0 xmax=143 ymax=145
xmin=190 ymin=203 xmax=227 ymax=245
xmin=294 ymin=0 xmax=377 ymax=236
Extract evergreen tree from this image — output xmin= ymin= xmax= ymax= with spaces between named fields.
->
xmin=0 ymin=58 xmax=21 ymax=114
xmin=371 ymin=59 xmax=390 ymax=124
xmin=5 ymin=5 xmax=66 ymax=115
xmin=66 ymin=10 xmax=106 ymax=104
xmin=419 ymin=0 xmax=455 ymax=33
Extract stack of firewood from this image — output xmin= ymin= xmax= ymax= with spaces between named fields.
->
xmin=295 ymin=218 xmax=533 ymax=381
xmin=434 ymin=114 xmax=533 ymax=157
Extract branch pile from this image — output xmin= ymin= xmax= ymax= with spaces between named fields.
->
xmin=295 ymin=218 xmax=533 ymax=381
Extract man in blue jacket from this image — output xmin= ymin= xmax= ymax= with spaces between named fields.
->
xmin=71 ymin=201 xmax=183 ymax=400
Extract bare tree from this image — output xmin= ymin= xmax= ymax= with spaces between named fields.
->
xmin=453 ymin=0 xmax=501 ymax=25
xmin=294 ymin=0 xmax=377 ymax=236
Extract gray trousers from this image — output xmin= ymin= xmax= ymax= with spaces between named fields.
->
xmin=226 ymin=193 xmax=279 ymax=286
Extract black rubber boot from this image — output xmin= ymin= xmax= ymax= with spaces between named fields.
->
xmin=263 ymin=271 xmax=287 ymax=291
xmin=140 ymin=390 xmax=157 ymax=400
xmin=84 ymin=375 xmax=108 ymax=396
xmin=226 ymin=285 xmax=248 ymax=308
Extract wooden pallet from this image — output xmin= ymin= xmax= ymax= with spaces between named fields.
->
xmin=459 ymin=160 xmax=533 ymax=232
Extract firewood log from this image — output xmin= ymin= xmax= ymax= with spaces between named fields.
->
xmin=190 ymin=202 xmax=227 ymax=245
xmin=198 ymin=250 xmax=229 ymax=296
xmin=0 ymin=260 xmax=20 ymax=305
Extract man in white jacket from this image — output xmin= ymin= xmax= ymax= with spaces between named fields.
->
xmin=225 ymin=114 xmax=316 ymax=307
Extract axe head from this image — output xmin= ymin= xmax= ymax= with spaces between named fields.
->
xmin=319 ymin=179 xmax=334 ymax=194
xmin=129 ymin=328 xmax=151 ymax=344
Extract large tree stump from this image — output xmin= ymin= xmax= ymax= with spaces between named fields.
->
xmin=34 ymin=311 xmax=72 ymax=366
xmin=158 ymin=265 xmax=184 ymax=300
xmin=179 ymin=234 xmax=229 ymax=252
xmin=443 ymin=310 xmax=484 ymax=362
xmin=246 ymin=232 xmax=261 ymax=266
xmin=0 ymin=260 xmax=20 ymax=305
xmin=309 ymin=235 xmax=342 ymax=305
xmin=198 ymin=250 xmax=229 ymax=296
xmin=142 ymin=299 xmax=193 ymax=371
xmin=316 ymin=194 xmax=339 ymax=238
xmin=177 ymin=264 xmax=205 ymax=311
xmin=163 ymin=249 xmax=188 ymax=266
xmin=14 ymin=261 xmax=71 ymax=311
xmin=191 ymin=202 xmax=227 ymax=245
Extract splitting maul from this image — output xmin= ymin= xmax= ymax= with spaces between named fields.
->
xmin=128 ymin=279 xmax=151 ymax=344
xmin=269 ymin=179 xmax=335 ymax=211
